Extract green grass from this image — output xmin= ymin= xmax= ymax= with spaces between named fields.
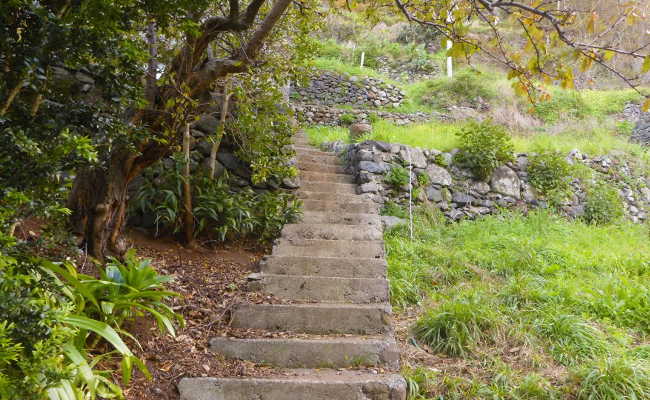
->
xmin=306 ymin=118 xmax=650 ymax=162
xmin=388 ymin=208 xmax=650 ymax=399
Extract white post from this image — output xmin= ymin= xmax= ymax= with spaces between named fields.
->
xmin=407 ymin=150 xmax=413 ymax=240
xmin=446 ymin=12 xmax=453 ymax=78
xmin=360 ymin=51 xmax=365 ymax=68
xmin=446 ymin=39 xmax=453 ymax=78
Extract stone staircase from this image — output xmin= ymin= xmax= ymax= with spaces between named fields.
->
xmin=178 ymin=132 xmax=406 ymax=400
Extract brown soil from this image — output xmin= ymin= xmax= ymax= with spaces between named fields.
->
xmin=122 ymin=230 xmax=280 ymax=400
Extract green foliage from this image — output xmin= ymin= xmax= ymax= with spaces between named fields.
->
xmin=385 ymin=165 xmax=411 ymax=188
xmin=385 ymin=208 xmax=650 ymax=396
xmin=421 ymin=69 xmax=496 ymax=110
xmin=575 ymin=357 xmax=650 ymax=400
xmin=381 ymin=201 xmax=408 ymax=219
xmin=133 ymin=157 xmax=301 ymax=241
xmin=527 ymin=151 xmax=572 ymax=195
xmin=413 ymin=293 xmax=502 ymax=357
xmin=583 ymin=182 xmax=624 ymax=225
xmin=454 ymin=121 xmax=515 ymax=180
xmin=535 ymin=311 xmax=608 ymax=366
xmin=339 ymin=113 xmax=356 ymax=125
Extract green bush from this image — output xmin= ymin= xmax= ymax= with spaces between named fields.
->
xmin=454 ymin=121 xmax=514 ymax=180
xmin=384 ymin=164 xmax=410 ymax=188
xmin=339 ymin=113 xmax=356 ymax=126
xmin=422 ymin=69 xmax=496 ymax=109
xmin=583 ymin=182 xmax=623 ymax=225
xmin=534 ymin=91 xmax=588 ymax=124
xmin=527 ymin=151 xmax=572 ymax=195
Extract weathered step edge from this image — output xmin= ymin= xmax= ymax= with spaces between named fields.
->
xmin=260 ymin=255 xmax=387 ymax=278
xmin=247 ymin=273 xmax=389 ymax=303
xmin=231 ymin=303 xmax=392 ymax=334
xmin=209 ymin=336 xmax=401 ymax=369
xmin=178 ymin=372 xmax=407 ymax=400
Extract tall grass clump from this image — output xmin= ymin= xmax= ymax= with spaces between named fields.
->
xmin=575 ymin=357 xmax=650 ymax=400
xmin=535 ymin=311 xmax=608 ymax=366
xmin=413 ymin=293 xmax=502 ymax=357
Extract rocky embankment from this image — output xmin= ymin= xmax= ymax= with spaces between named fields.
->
xmin=321 ymin=140 xmax=650 ymax=223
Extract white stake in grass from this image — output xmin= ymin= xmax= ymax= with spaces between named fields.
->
xmin=360 ymin=51 xmax=365 ymax=68
xmin=408 ymin=149 xmax=414 ymax=240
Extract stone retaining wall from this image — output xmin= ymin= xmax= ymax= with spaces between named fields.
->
xmin=322 ymin=140 xmax=650 ymax=222
xmin=293 ymin=104 xmax=436 ymax=126
xmin=291 ymin=71 xmax=405 ymax=108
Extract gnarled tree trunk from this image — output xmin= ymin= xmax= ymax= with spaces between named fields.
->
xmin=67 ymin=0 xmax=293 ymax=260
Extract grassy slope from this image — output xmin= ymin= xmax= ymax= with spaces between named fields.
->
xmin=388 ymin=209 xmax=650 ymax=399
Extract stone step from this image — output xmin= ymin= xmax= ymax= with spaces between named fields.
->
xmin=231 ymin=303 xmax=392 ymax=334
xmin=299 ymin=170 xmax=354 ymax=184
xmin=178 ymin=371 xmax=407 ymax=400
xmin=297 ymin=161 xmax=346 ymax=174
xmin=300 ymin=181 xmax=356 ymax=194
xmin=260 ymin=255 xmax=387 ymax=278
xmin=208 ymin=336 xmax=400 ymax=369
xmin=298 ymin=191 xmax=370 ymax=202
xmin=301 ymin=211 xmax=381 ymax=226
xmin=293 ymin=145 xmax=334 ymax=155
xmin=247 ymin=273 xmax=389 ymax=303
xmin=297 ymin=154 xmax=341 ymax=165
xmin=302 ymin=199 xmax=378 ymax=214
xmin=273 ymin=239 xmax=384 ymax=259
xmin=295 ymin=148 xmax=336 ymax=157
xmin=281 ymin=223 xmax=383 ymax=241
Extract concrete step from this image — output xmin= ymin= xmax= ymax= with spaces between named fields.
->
xmin=294 ymin=145 xmax=330 ymax=152
xmin=297 ymin=161 xmax=346 ymax=174
xmin=231 ymin=303 xmax=392 ymax=334
xmin=297 ymin=154 xmax=340 ymax=165
xmin=300 ymin=181 xmax=357 ymax=194
xmin=301 ymin=211 xmax=381 ymax=226
xmin=281 ymin=223 xmax=383 ymax=241
xmin=178 ymin=370 xmax=407 ymax=400
xmin=302 ymin=199 xmax=378 ymax=214
xmin=273 ymin=239 xmax=384 ymax=259
xmin=247 ymin=273 xmax=389 ymax=303
xmin=298 ymin=191 xmax=371 ymax=202
xmin=208 ymin=336 xmax=400 ymax=369
xmin=260 ymin=255 xmax=387 ymax=278
xmin=295 ymin=148 xmax=336 ymax=157
xmin=299 ymin=170 xmax=354 ymax=184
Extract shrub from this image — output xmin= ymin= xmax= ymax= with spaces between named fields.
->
xmin=384 ymin=164 xmax=411 ymax=188
xmin=422 ymin=69 xmax=496 ymax=109
xmin=527 ymin=151 xmax=572 ymax=195
xmin=533 ymin=90 xmax=590 ymax=124
xmin=339 ymin=113 xmax=356 ymax=126
xmin=454 ymin=121 xmax=514 ymax=180
xmin=413 ymin=294 xmax=502 ymax=357
xmin=583 ymin=182 xmax=623 ymax=225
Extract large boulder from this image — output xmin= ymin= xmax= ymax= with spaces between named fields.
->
xmin=490 ymin=166 xmax=521 ymax=199
xmin=349 ymin=123 xmax=372 ymax=140
xmin=399 ymin=147 xmax=427 ymax=169
xmin=425 ymin=164 xmax=452 ymax=186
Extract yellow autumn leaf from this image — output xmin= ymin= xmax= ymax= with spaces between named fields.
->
xmin=643 ymin=98 xmax=650 ymax=112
